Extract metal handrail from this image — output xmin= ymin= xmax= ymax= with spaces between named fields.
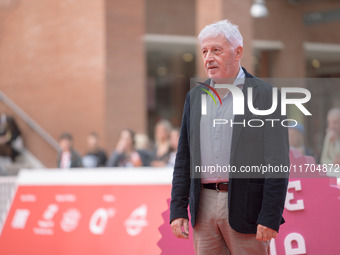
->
xmin=0 ymin=90 xmax=59 ymax=151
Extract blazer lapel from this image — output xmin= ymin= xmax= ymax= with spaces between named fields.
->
xmin=190 ymin=82 xmax=206 ymax=175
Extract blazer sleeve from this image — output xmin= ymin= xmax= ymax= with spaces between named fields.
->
xmin=170 ymin=92 xmax=191 ymax=223
xmin=256 ymin=88 xmax=290 ymax=232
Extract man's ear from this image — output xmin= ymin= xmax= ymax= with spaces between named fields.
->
xmin=234 ymin=46 xmax=243 ymax=62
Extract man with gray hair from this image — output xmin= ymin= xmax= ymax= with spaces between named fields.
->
xmin=170 ymin=20 xmax=289 ymax=254
xmin=321 ymin=107 xmax=340 ymax=164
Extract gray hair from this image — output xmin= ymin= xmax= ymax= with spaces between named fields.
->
xmin=198 ymin=19 xmax=243 ymax=49
xmin=155 ymin=119 xmax=173 ymax=134
xmin=328 ymin=107 xmax=340 ymax=119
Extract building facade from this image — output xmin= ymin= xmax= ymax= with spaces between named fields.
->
xmin=0 ymin=0 xmax=339 ymax=166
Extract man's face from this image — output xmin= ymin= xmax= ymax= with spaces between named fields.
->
xmin=328 ymin=113 xmax=340 ymax=135
xmin=201 ymin=35 xmax=242 ymax=79
xmin=155 ymin=124 xmax=169 ymax=142
xmin=87 ymin=135 xmax=98 ymax=149
xmin=120 ymin=130 xmax=133 ymax=149
xmin=59 ymin=139 xmax=71 ymax=152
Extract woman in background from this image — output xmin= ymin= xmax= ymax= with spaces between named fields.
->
xmin=107 ymin=129 xmax=150 ymax=167
xmin=151 ymin=119 xmax=172 ymax=167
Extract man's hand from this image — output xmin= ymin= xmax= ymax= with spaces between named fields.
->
xmin=256 ymin=224 xmax=277 ymax=242
xmin=171 ymin=218 xmax=189 ymax=239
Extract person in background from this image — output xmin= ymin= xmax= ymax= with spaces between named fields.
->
xmin=57 ymin=133 xmax=83 ymax=169
xmin=168 ymin=127 xmax=180 ymax=166
xmin=82 ymin=132 xmax=107 ymax=168
xmin=0 ymin=114 xmax=24 ymax=161
xmin=288 ymin=123 xmax=314 ymax=157
xmin=135 ymin=133 xmax=153 ymax=166
xmin=151 ymin=119 xmax=172 ymax=167
xmin=107 ymin=129 xmax=149 ymax=167
xmin=135 ymin=133 xmax=151 ymax=151
xmin=321 ymin=108 xmax=340 ymax=164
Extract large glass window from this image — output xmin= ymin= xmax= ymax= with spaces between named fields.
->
xmin=146 ymin=36 xmax=196 ymax=137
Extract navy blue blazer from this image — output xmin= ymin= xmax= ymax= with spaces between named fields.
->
xmin=170 ymin=68 xmax=289 ymax=234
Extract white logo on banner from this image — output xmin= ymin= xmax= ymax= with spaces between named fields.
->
xmin=124 ymin=204 xmax=148 ymax=236
xmin=34 ymin=204 xmax=59 ymax=235
xmin=11 ymin=209 xmax=30 ymax=229
xmin=60 ymin=208 xmax=81 ymax=232
xmin=20 ymin=194 xmax=36 ymax=202
xmin=284 ymin=233 xmax=307 ymax=255
xmin=102 ymin=194 xmax=115 ymax=202
xmin=285 ymin=180 xmax=305 ymax=211
xmin=271 ymin=180 xmax=307 ymax=255
xmin=89 ymin=208 xmax=116 ymax=235
xmin=42 ymin=204 xmax=59 ymax=220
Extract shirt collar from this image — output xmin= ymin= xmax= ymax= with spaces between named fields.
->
xmin=210 ymin=66 xmax=245 ymax=87
xmin=234 ymin=66 xmax=245 ymax=86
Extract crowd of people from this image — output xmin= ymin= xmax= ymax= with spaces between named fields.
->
xmin=1 ymin=108 xmax=340 ymax=171
xmin=57 ymin=119 xmax=180 ymax=169
xmin=57 ymin=108 xmax=340 ymax=170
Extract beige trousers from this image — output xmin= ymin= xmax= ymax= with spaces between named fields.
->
xmin=193 ymin=188 xmax=269 ymax=255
